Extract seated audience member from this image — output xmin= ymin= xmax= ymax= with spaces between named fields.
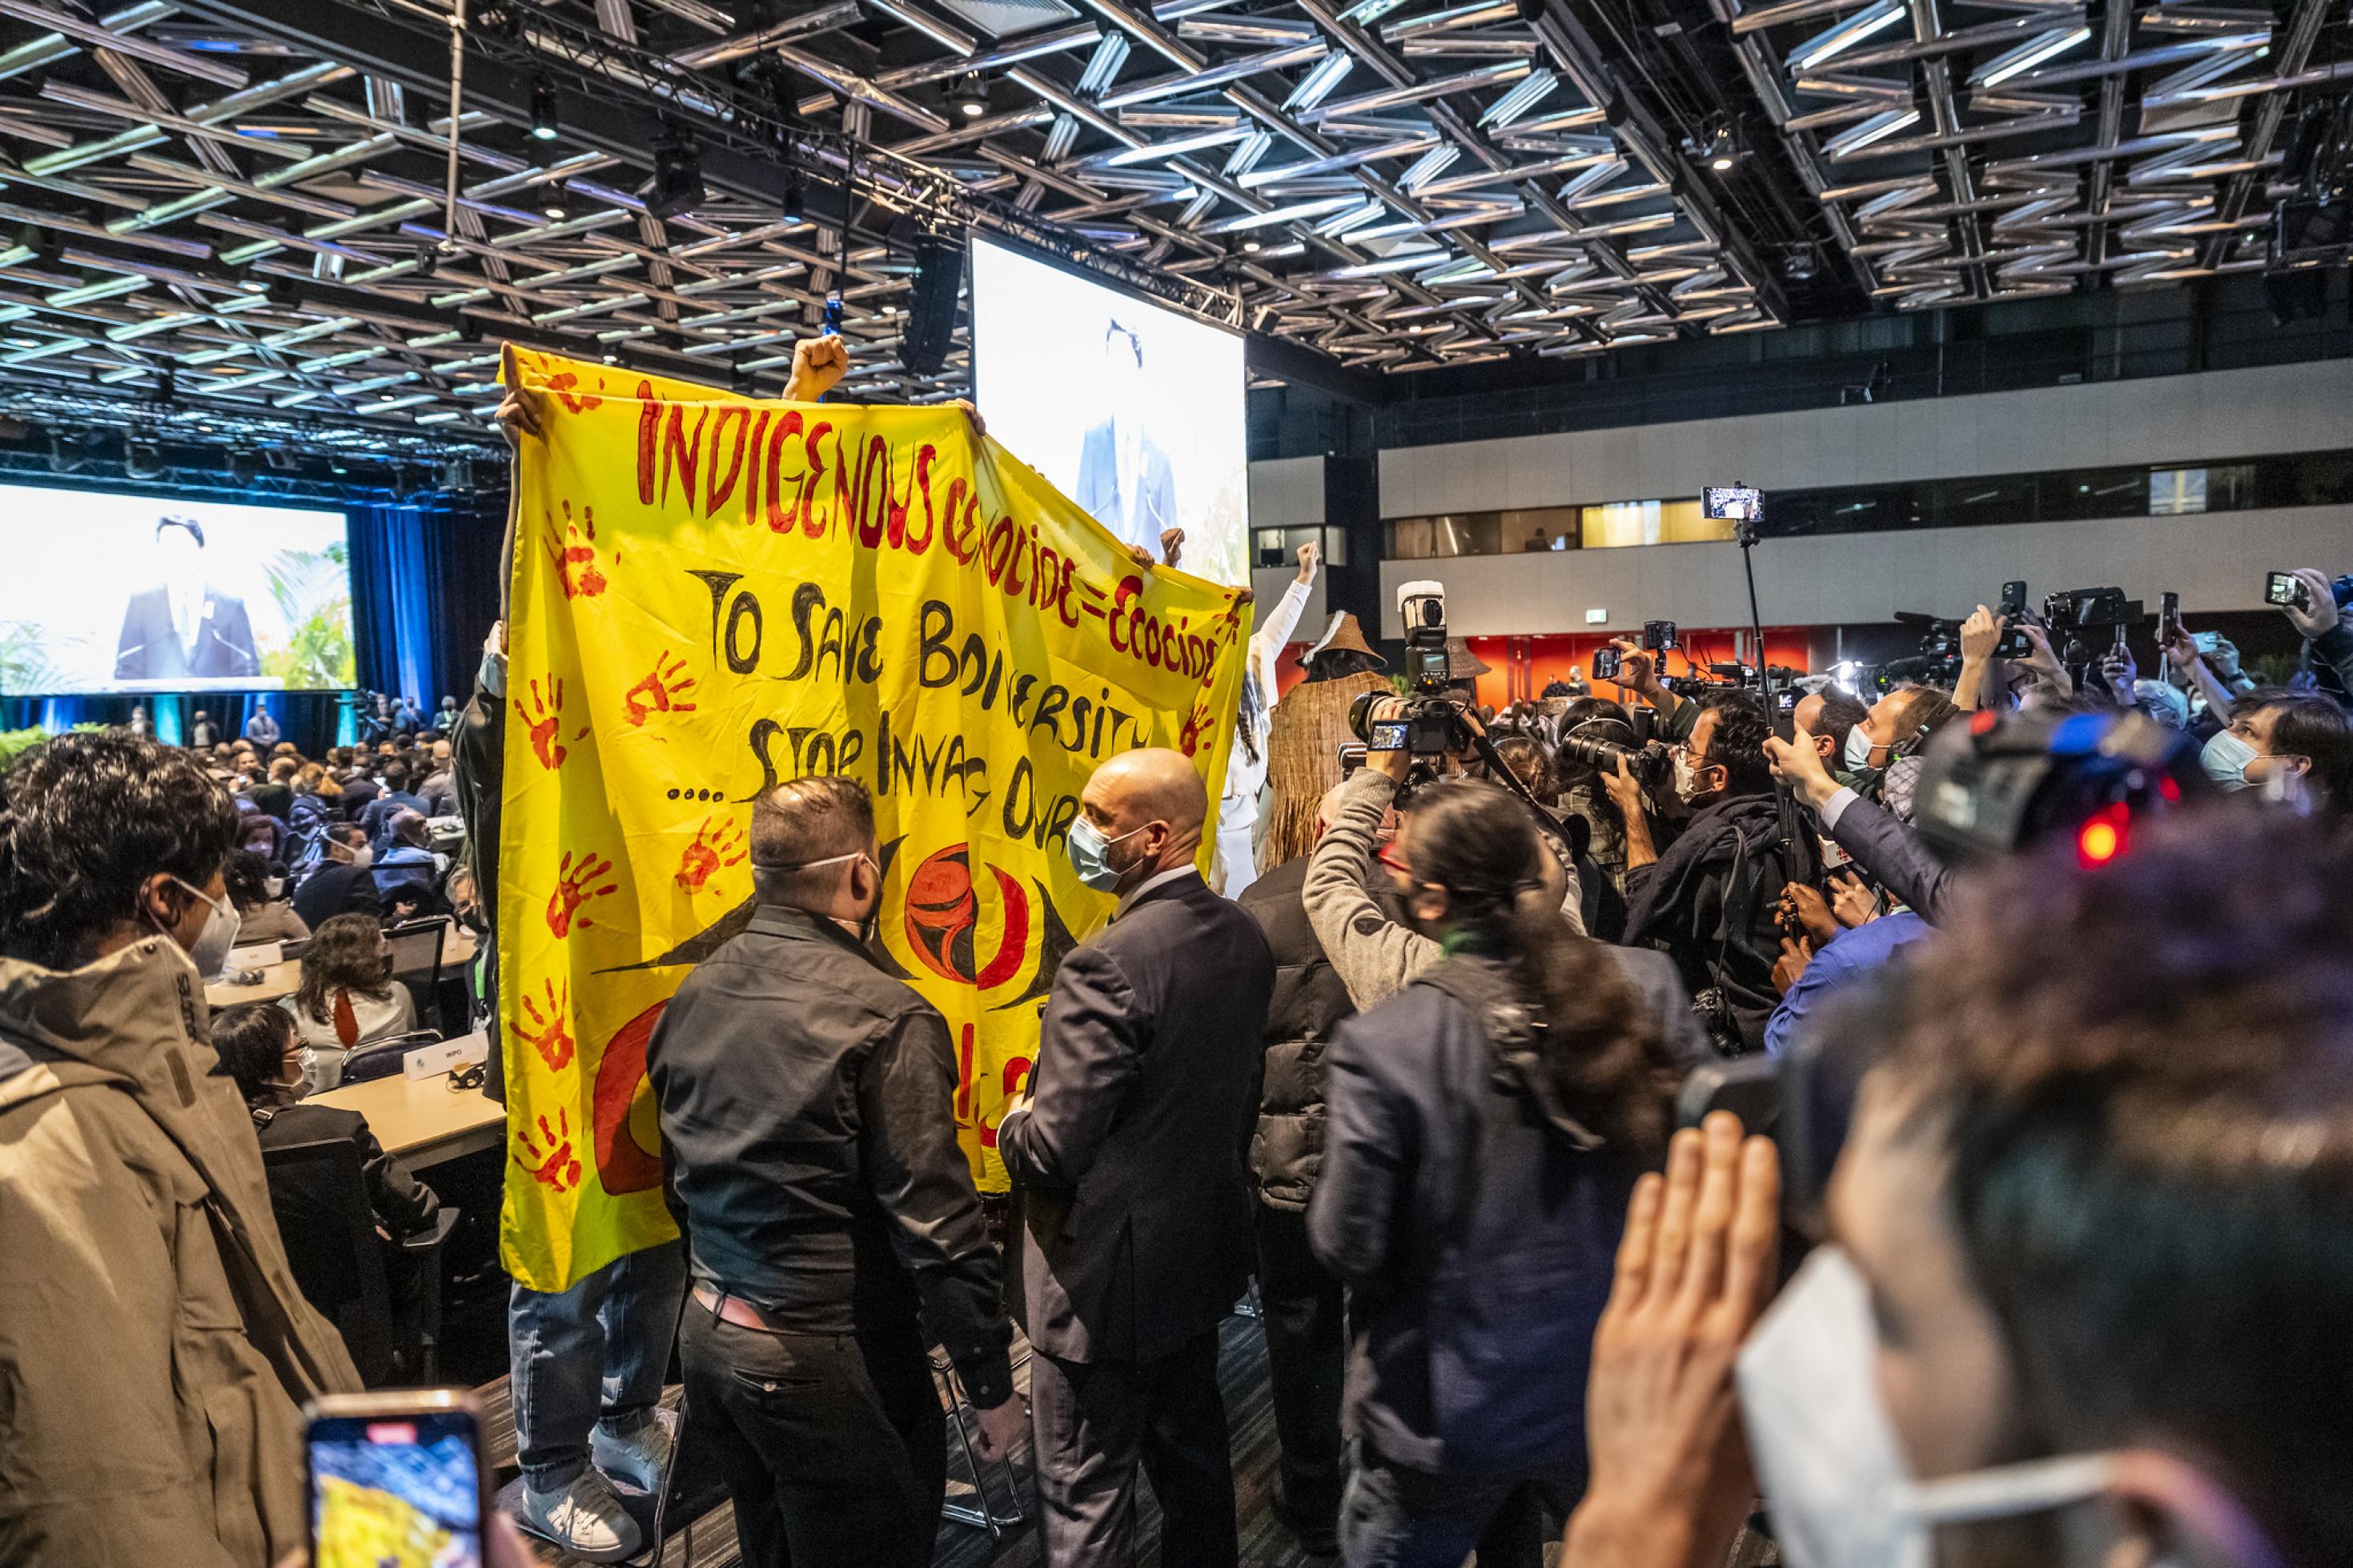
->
xmin=225 ymin=848 xmax=309 ymax=944
xmin=1614 ymin=690 xmax=1795 ymax=1053
xmin=359 ymin=757 xmax=424 ymax=854
xmin=336 ymin=757 xmax=380 ymax=821
xmin=214 ymin=1003 xmax=440 ymax=1237
xmin=0 ymin=731 xmax=358 ymax=1565
xmin=416 ymin=738 xmax=459 ymax=819
xmin=294 ymin=821 xmax=386 ymax=929
xmin=235 ymin=797 xmax=290 ymax=864
xmin=1310 ymin=780 xmax=1702 ymax=1568
xmin=372 ymin=808 xmax=446 ymax=904
xmin=245 ymin=755 xmax=296 ymax=821
xmin=280 ymin=912 xmax=417 ymax=1086
xmin=1561 ymin=808 xmax=2353 ymax=1568
xmin=288 ymin=761 xmax=339 ymax=856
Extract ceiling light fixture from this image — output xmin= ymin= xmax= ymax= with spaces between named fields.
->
xmin=638 ymin=134 xmax=705 ymax=221
xmin=1705 ymin=126 xmax=1737 ymax=172
xmin=783 ymin=168 xmax=806 ymax=223
xmin=529 ymin=77 xmax=560 ymax=142
xmin=951 ymin=74 xmax=987 ymax=119
xmin=541 ymin=180 xmax=568 ymax=222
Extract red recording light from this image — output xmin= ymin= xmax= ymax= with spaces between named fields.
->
xmin=2157 ymin=775 xmax=2182 ymax=804
xmin=2076 ymin=803 xmax=2130 ymax=867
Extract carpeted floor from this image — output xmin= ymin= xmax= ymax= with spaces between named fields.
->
xmin=480 ymin=1311 xmax=1341 ymax=1568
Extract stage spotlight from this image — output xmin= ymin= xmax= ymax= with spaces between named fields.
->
xmin=783 ymin=167 xmax=806 ymax=222
xmin=530 ymin=78 xmax=560 ymax=142
xmin=638 ymin=135 xmax=705 ymax=221
xmin=1783 ymin=245 xmax=1817 ymax=281
xmin=414 ymin=243 xmax=438 ymax=278
xmin=951 ymin=74 xmax=987 ymax=119
xmin=541 ymin=180 xmax=569 ymax=221
xmin=1705 ymin=126 xmax=1737 ymax=172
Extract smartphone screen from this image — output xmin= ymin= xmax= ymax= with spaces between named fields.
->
xmin=2194 ymin=631 xmax=2219 ymax=654
xmin=2266 ymin=571 xmax=2299 ymax=606
xmin=310 ymin=1407 xmax=486 ymax=1568
xmin=2158 ymin=591 xmax=2178 ymax=643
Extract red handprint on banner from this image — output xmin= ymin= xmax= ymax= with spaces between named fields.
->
xmin=516 ymin=676 xmax=588 ymax=772
xmin=675 ymin=816 xmax=747 ymax=893
xmin=1180 ymin=698 xmax=1216 ymax=758
xmin=624 ymin=650 xmax=700 ymax=728
xmin=543 ymin=371 xmax=603 ymax=415
xmin=516 ymin=978 xmax=576 ymax=1071
xmin=547 ymin=849 xmax=617 ymax=938
xmin=545 ymin=500 xmax=608 ymax=599
xmin=514 ymin=1109 xmax=583 ymax=1193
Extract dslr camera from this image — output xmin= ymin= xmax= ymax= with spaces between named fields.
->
xmin=1348 ymin=580 xmax=1471 ymax=764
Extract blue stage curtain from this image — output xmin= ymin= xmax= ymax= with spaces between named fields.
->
xmin=349 ymin=500 xmax=506 ymax=718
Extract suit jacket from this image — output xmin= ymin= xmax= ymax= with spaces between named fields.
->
xmin=1074 ymin=420 xmax=1177 ymax=557
xmin=114 ymin=586 xmax=260 ymax=680
xmin=999 ymin=872 xmax=1275 ymax=1363
xmin=291 ymin=861 xmax=384 ymax=930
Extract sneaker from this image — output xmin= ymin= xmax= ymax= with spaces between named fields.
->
xmin=520 ymin=1467 xmax=642 ymax=1562
xmin=592 ymin=1412 xmax=674 ymax=1495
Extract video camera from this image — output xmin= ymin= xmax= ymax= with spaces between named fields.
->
xmin=1884 ymin=612 xmax=1965 ymax=688
xmin=1347 ymin=580 xmax=1470 ymax=768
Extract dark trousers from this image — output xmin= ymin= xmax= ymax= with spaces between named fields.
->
xmin=1030 ymin=1328 xmax=1237 ymax=1568
xmin=1337 ymin=1444 xmax=1581 ymax=1568
xmin=1252 ymin=1203 xmax=1345 ymax=1535
xmin=679 ymin=1304 xmax=944 ymax=1568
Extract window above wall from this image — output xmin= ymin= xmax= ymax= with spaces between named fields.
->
xmin=1379 ymin=448 xmax=2353 ymax=560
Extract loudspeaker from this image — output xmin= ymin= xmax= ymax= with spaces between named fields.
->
xmin=903 ymin=233 xmax=964 ymax=379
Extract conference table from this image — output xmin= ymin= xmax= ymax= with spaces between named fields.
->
xmin=204 ymin=924 xmax=480 ymax=1010
xmin=312 ymin=1066 xmax=507 ymax=1170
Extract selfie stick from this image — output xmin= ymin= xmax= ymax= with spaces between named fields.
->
xmin=1732 ymin=495 xmax=1817 ymax=877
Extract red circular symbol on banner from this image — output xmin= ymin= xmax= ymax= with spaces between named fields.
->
xmin=904 ymin=844 xmax=1030 ymax=991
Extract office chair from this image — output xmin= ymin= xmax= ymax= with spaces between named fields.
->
xmin=336 ymin=1029 xmax=446 ymax=1085
xmin=260 ymin=1130 xmax=460 ymax=1385
xmin=384 ymin=917 xmax=449 ymax=1033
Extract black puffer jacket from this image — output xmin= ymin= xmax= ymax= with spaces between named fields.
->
xmin=1240 ymin=855 xmax=1363 ymax=1213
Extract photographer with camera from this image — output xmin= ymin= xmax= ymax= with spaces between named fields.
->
xmin=2275 ymin=565 xmax=2353 ymax=700
xmin=1601 ymin=639 xmax=1699 ymax=745
xmin=1307 ymin=698 xmax=1586 ymax=1009
xmin=1307 ymin=779 xmax=1704 ymax=1568
xmin=1842 ymin=685 xmax=1957 ymax=822
xmin=1612 ymin=691 xmax=1794 ymax=1054
xmin=1552 ymin=698 xmax=1648 ymax=941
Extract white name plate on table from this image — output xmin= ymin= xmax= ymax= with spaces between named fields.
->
xmin=404 ymin=1030 xmax=492 ymax=1081
xmin=226 ymin=941 xmax=284 ymax=971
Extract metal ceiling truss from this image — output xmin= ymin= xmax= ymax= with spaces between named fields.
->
xmin=0 ymin=0 xmax=2342 ymax=453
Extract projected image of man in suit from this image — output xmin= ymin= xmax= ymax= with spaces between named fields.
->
xmin=1074 ymin=319 xmax=1177 ymax=558
xmin=114 ymin=515 xmax=260 ymax=681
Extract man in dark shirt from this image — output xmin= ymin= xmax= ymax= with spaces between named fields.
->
xmin=648 ymin=775 xmax=1022 ymax=1568
xmin=359 ymin=758 xmax=425 ymax=855
xmin=292 ymin=822 xmax=385 ymax=929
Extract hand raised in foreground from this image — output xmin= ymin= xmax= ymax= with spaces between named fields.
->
xmin=783 ymin=333 xmax=849 ymax=402
xmin=1562 ymin=1112 xmax=1780 ymax=1568
xmin=492 ymin=389 xmax=543 ymax=446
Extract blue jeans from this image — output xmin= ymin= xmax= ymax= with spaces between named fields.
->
xmin=509 ymin=1240 xmax=689 ymax=1490
xmin=1336 ymin=1443 xmax=1581 ymax=1568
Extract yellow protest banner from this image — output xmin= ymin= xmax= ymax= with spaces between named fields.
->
xmin=494 ymin=345 xmax=1251 ymax=1293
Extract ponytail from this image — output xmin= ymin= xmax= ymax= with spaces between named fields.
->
xmin=1407 ymin=779 xmax=1680 ymax=1159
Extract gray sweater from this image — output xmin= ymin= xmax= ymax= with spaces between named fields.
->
xmin=1303 ymin=769 xmax=1584 ymax=1013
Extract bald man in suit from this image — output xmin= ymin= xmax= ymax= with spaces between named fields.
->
xmin=998 ymin=748 xmax=1277 ymax=1568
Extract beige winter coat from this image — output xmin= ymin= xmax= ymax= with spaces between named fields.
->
xmin=0 ymin=936 xmax=363 ymax=1566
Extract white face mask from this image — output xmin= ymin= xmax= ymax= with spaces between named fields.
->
xmin=149 ymin=873 xmax=242 ymax=978
xmin=1845 ymin=724 xmax=1878 ymax=772
xmin=1738 ymin=1246 xmax=2157 ymax=1568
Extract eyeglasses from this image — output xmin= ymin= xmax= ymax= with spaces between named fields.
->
xmin=1375 ymin=840 xmax=1410 ymax=875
